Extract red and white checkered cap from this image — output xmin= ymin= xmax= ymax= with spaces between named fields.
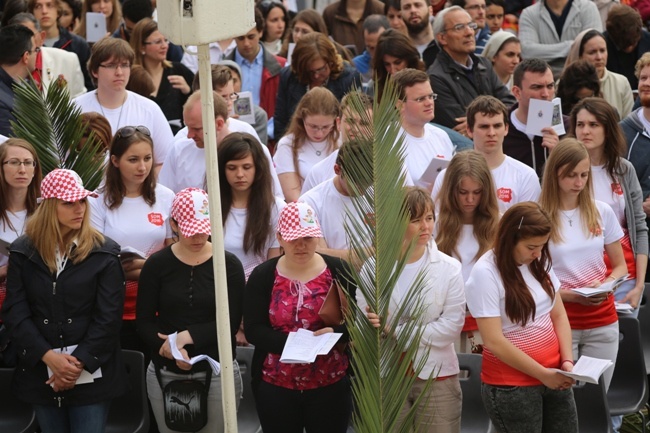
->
xmin=171 ymin=188 xmax=211 ymax=238
xmin=39 ymin=169 xmax=98 ymax=202
xmin=277 ymin=202 xmax=323 ymax=242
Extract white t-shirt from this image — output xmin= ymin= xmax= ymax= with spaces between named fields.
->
xmin=274 ymin=134 xmax=336 ymax=180
xmin=402 ymin=124 xmax=455 ymax=183
xmin=74 ymin=90 xmax=174 ymax=166
xmin=436 ymin=224 xmax=480 ymax=283
xmin=158 ymin=121 xmax=283 ymax=198
xmin=432 ymin=155 xmax=541 ymax=213
xmin=224 ymin=197 xmax=285 ymax=280
xmin=299 ymin=178 xmax=370 ymax=250
xmin=466 ymin=249 xmax=562 ymax=386
xmin=0 ymin=210 xmax=27 ymax=268
xmin=591 ymin=165 xmax=626 ymax=225
xmin=301 ymin=149 xmax=339 ymax=195
xmin=548 ymin=200 xmax=623 ymax=289
xmin=89 ymin=184 xmax=174 ymax=256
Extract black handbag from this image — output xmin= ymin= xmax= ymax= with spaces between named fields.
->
xmin=155 ymin=364 xmax=212 ymax=432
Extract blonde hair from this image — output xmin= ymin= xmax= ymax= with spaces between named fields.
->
xmin=435 ymin=151 xmax=499 ymax=261
xmin=25 ymin=198 xmax=104 ymax=273
xmin=539 ymin=138 xmax=601 ymax=243
xmin=285 ymin=87 xmax=341 ymax=179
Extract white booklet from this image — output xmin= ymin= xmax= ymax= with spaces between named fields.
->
xmin=233 ymin=91 xmax=256 ymax=125
xmin=526 ymin=97 xmax=565 ymax=136
xmin=615 ymin=302 xmax=634 ymax=313
xmin=85 ymin=12 xmax=106 ymax=43
xmin=46 ymin=344 xmax=102 ymax=386
xmin=167 ymin=332 xmax=222 ymax=375
xmin=416 ymin=157 xmax=449 ymax=190
xmin=572 ymin=274 xmax=628 ymax=297
xmin=554 ymin=355 xmax=614 ymax=384
xmin=280 ymin=329 xmax=342 ymax=364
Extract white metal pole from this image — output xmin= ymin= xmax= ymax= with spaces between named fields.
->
xmin=197 ymin=43 xmax=238 ymax=432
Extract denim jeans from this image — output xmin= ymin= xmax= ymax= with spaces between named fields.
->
xmin=33 ymin=400 xmax=111 ymax=433
xmin=481 ymin=383 xmax=578 ymax=433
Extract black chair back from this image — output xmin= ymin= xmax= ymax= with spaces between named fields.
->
xmin=0 ymin=368 xmax=37 ymax=433
xmin=458 ymin=353 xmax=491 ymax=433
xmin=105 ymin=350 xmax=150 ymax=433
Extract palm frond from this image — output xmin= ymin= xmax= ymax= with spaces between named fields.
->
xmin=11 ymin=78 xmax=106 ymax=190
xmin=342 ymin=79 xmax=438 ymax=433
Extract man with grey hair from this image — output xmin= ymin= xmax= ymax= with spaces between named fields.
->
xmin=8 ymin=13 xmax=86 ymax=97
xmin=352 ymin=14 xmax=389 ymax=84
xmin=427 ymin=5 xmax=514 ymax=135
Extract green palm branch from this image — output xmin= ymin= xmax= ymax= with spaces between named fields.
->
xmin=10 ymin=78 xmax=106 ymax=190
xmin=342 ymin=80 xmax=437 ymax=433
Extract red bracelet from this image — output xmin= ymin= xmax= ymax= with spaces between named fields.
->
xmin=561 ymin=360 xmax=574 ymax=365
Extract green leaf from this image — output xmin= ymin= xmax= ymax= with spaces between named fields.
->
xmin=11 ymin=77 xmax=106 ymax=190
xmin=342 ymin=79 xmax=439 ymax=433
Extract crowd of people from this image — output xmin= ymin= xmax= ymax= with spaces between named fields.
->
xmin=0 ymin=0 xmax=649 ymax=432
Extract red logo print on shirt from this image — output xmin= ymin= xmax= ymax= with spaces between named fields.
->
xmin=611 ymin=183 xmax=623 ymax=196
xmin=148 ymin=213 xmax=164 ymax=226
xmin=497 ymin=187 xmax=512 ymax=203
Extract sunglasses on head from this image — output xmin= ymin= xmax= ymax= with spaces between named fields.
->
xmin=115 ymin=125 xmax=151 ymax=139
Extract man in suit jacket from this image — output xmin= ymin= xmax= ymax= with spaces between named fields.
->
xmin=9 ymin=13 xmax=85 ymax=97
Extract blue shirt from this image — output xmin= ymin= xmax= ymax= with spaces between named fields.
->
xmin=475 ymin=26 xmax=491 ymax=56
xmin=352 ymin=50 xmax=372 ymax=75
xmin=235 ymin=47 xmax=264 ymax=106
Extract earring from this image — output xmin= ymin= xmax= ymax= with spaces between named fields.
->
xmin=141 ymin=52 xmax=145 ymax=55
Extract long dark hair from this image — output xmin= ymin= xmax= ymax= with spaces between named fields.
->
xmin=218 ymin=132 xmax=274 ymax=256
xmin=569 ymin=97 xmax=627 ymax=181
xmin=102 ymin=129 xmax=156 ymax=209
xmin=494 ymin=202 xmax=555 ymax=326
xmin=373 ymin=29 xmax=424 ymax=102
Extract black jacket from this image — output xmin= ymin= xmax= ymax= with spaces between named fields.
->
xmin=243 ymin=254 xmax=356 ymax=390
xmin=53 ymin=27 xmax=93 ymax=91
xmin=621 ymin=108 xmax=650 ymax=201
xmin=502 ymin=102 xmax=569 ymax=179
xmin=427 ymin=50 xmax=515 ymax=130
xmin=2 ymin=235 xmax=128 ymax=406
xmin=0 ymin=67 xmax=15 ymax=137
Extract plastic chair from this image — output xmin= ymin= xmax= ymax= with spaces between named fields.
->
xmin=607 ymin=316 xmax=648 ymax=433
xmin=638 ymin=293 xmax=650 ymax=372
xmin=457 ymin=353 xmax=490 ymax=433
xmin=573 ymin=380 xmax=613 ymax=433
xmin=0 ymin=368 xmax=38 ymax=433
xmin=236 ymin=346 xmax=262 ymax=433
xmin=105 ymin=350 xmax=149 ymax=433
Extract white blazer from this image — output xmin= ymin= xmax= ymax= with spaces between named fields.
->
xmin=40 ymin=47 xmax=86 ymax=98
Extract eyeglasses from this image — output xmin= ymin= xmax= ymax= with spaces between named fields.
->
xmin=99 ymin=63 xmax=131 ymax=70
xmin=115 ymin=125 xmax=151 ymax=139
xmin=143 ymin=38 xmax=169 ymax=46
xmin=3 ymin=159 xmax=36 ymax=168
xmin=222 ymin=92 xmax=239 ymax=101
xmin=443 ymin=22 xmax=478 ymax=33
xmin=304 ymin=122 xmax=334 ymax=133
xmin=309 ymin=63 xmax=329 ymax=77
xmin=465 ymin=4 xmax=486 ymax=11
xmin=405 ymin=93 xmax=437 ymax=103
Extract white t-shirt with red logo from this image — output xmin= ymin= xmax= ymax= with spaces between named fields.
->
xmin=431 ymin=155 xmax=540 ymax=213
xmin=466 ymin=250 xmax=562 ymax=386
xmin=547 ymin=200 xmax=623 ymax=330
xmin=89 ymin=184 xmax=174 ymax=256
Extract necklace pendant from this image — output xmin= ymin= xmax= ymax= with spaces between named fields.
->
xmin=569 ymin=219 xmax=572 ymax=227
xmin=316 ymin=150 xmax=321 ymax=156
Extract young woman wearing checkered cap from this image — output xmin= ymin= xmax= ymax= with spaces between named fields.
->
xmin=2 ymin=168 xmax=128 ymax=433
xmin=244 ymin=201 xmax=357 ymax=433
xmin=137 ymin=188 xmax=246 ymax=433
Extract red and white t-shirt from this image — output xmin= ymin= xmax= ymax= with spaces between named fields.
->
xmin=466 ymin=250 xmax=561 ymax=386
xmin=547 ymin=200 xmax=623 ymax=330
xmin=591 ymin=165 xmax=636 ymax=278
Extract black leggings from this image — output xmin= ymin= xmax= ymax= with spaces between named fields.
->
xmin=255 ymin=377 xmax=352 ymax=433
